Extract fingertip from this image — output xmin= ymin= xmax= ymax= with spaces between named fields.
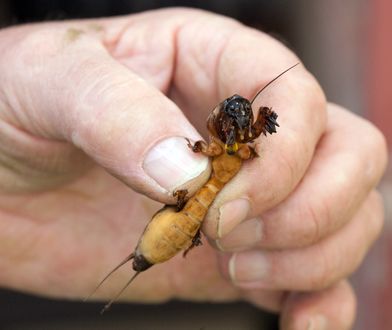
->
xmin=62 ymin=54 xmax=212 ymax=203
xmin=280 ymin=280 xmax=356 ymax=330
xmin=142 ymin=136 xmax=211 ymax=200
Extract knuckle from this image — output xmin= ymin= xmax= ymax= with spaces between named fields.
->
xmin=363 ymin=119 xmax=388 ymax=152
xmin=2 ymin=27 xmax=58 ymax=77
xmin=296 ymin=71 xmax=328 ymax=130
xmin=339 ymin=110 xmax=389 ymax=187
xmin=17 ymin=27 xmax=55 ymax=51
xmin=308 ymin=245 xmax=338 ymax=290
xmin=15 ymin=26 xmax=88 ymax=63
xmin=300 ymin=200 xmax=327 ymax=246
xmin=305 ymin=75 xmax=327 ymax=115
xmin=306 ymin=190 xmax=385 ymax=292
xmin=274 ymin=129 xmax=312 ymax=193
xmin=366 ymin=190 xmax=385 ymax=244
xmin=363 ymin=123 xmax=389 ymax=181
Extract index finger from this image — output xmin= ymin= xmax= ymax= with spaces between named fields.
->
xmin=169 ymin=12 xmax=327 ymax=238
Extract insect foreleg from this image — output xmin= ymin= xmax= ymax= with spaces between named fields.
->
xmin=183 ymin=229 xmax=203 ymax=257
xmin=173 ymin=189 xmax=188 ymax=211
xmin=185 ymin=138 xmax=223 ymax=157
xmin=251 ymin=107 xmax=279 ymax=137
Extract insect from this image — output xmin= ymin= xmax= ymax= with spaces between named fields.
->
xmin=87 ymin=63 xmax=299 ymax=313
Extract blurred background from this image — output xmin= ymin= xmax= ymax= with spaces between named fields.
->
xmin=0 ymin=0 xmax=390 ymax=329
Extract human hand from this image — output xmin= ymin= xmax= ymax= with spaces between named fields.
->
xmin=0 ymin=8 xmax=387 ymax=329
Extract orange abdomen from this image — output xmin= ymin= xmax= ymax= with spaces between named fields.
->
xmin=136 ymin=152 xmax=243 ymax=265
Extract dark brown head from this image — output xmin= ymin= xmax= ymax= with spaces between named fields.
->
xmin=208 ymin=94 xmax=254 ymax=154
xmin=221 ymin=94 xmax=254 ymax=139
xmin=206 ymin=64 xmax=299 ymax=154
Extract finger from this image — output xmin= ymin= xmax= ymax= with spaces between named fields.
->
xmin=219 ymin=191 xmax=383 ymax=291
xmin=216 ymin=104 xmax=388 ymax=250
xmin=281 ymin=280 xmax=356 ymax=330
xmin=241 ymin=288 xmax=285 ymax=313
xmin=171 ymin=19 xmax=328 ymax=238
xmin=241 ymin=280 xmax=356 ymax=329
xmin=204 ymin=64 xmax=326 ymax=239
xmin=0 ymin=23 xmax=209 ymax=200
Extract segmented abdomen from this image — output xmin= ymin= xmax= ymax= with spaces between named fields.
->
xmin=136 ymin=152 xmax=243 ymax=265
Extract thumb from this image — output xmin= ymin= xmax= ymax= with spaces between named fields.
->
xmin=1 ymin=24 xmax=209 ymax=201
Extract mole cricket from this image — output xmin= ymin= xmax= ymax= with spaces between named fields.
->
xmin=87 ymin=63 xmax=299 ymax=313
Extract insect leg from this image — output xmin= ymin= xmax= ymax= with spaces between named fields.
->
xmin=84 ymin=252 xmax=135 ymax=301
xmin=185 ymin=138 xmax=206 ymax=152
xmin=251 ymin=107 xmax=279 ymax=138
xmin=185 ymin=138 xmax=223 ymax=157
xmin=183 ymin=230 xmax=203 ymax=257
xmin=173 ymin=189 xmax=188 ymax=211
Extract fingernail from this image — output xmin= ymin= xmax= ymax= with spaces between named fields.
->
xmin=143 ymin=136 xmax=209 ymax=192
xmin=228 ymin=250 xmax=270 ymax=287
xmin=307 ymin=315 xmax=328 ymax=330
xmin=216 ymin=217 xmax=262 ymax=251
xmin=218 ymin=199 xmax=251 ymax=238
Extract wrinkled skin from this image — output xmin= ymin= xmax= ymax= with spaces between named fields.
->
xmin=0 ymin=8 xmax=387 ymax=330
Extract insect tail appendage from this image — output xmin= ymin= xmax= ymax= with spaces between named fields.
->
xmin=100 ymin=271 xmax=142 ymax=314
xmin=85 ymin=251 xmax=152 ymax=313
xmin=84 ymin=252 xmax=135 ymax=303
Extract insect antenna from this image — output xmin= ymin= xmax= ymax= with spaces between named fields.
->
xmin=250 ymin=63 xmax=300 ymax=106
xmin=84 ymin=252 xmax=135 ymax=302
xmin=100 ymin=271 xmax=141 ymax=314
